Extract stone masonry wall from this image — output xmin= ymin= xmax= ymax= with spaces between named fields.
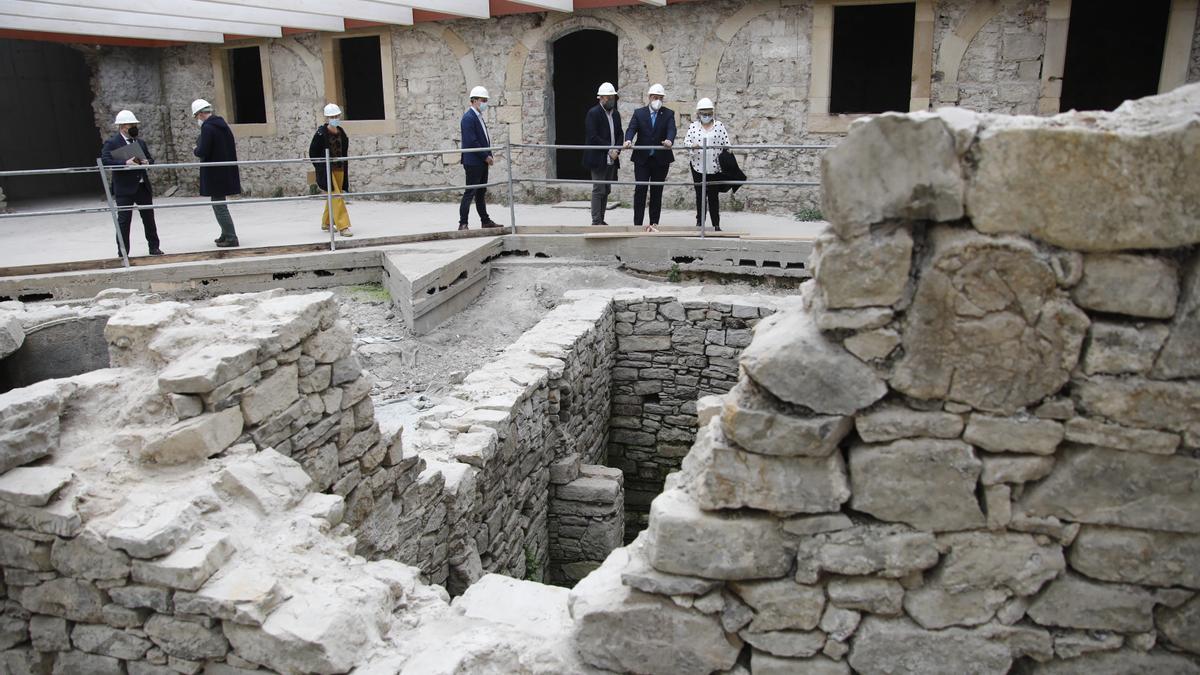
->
xmin=568 ymin=84 xmax=1200 ymax=674
xmin=608 ymin=293 xmax=784 ymax=540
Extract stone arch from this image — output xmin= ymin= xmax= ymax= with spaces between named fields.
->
xmin=695 ymin=0 xmax=784 ymax=101
xmin=934 ymin=0 xmax=1007 ymax=104
xmin=414 ymin=24 xmax=479 ymax=94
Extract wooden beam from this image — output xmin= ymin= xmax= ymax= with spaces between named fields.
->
xmin=202 ymin=0 xmax=412 ymax=25
xmin=0 ymin=15 xmax=224 ymax=42
xmin=0 ymin=0 xmax=281 ymax=37
xmin=29 ymin=0 xmax=346 ymax=31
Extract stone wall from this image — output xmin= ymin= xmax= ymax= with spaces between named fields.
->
xmin=568 ymin=84 xmax=1200 ymax=674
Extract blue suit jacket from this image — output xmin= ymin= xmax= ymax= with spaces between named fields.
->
xmin=624 ymin=106 xmax=677 ymax=167
xmin=583 ymin=104 xmax=622 ymax=171
xmin=460 ymin=109 xmax=492 ymax=167
xmin=100 ymin=133 xmax=153 ymax=197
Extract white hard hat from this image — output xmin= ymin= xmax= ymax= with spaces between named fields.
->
xmin=696 ymin=97 xmax=715 ymax=111
xmin=323 ymin=103 xmax=342 ymax=117
xmin=470 ymin=86 xmax=489 ymax=99
xmin=191 ymin=99 xmax=213 ymax=116
xmin=114 ymin=110 xmax=139 ymax=125
xmin=596 ymin=82 xmax=617 ymax=97
xmin=647 ymin=83 xmax=666 ymax=97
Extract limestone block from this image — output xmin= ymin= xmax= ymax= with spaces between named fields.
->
xmin=214 ymin=448 xmax=311 ymax=514
xmin=556 ymin=476 xmax=619 ymax=503
xmin=619 ymin=534 xmax=722 ymax=597
xmin=683 ymin=422 xmax=850 ymax=514
xmin=963 ymin=414 xmax=1064 ymax=455
xmin=0 ymin=529 xmax=49 ymax=570
xmin=936 ymin=532 xmax=1065 ymax=596
xmin=103 ymin=302 xmax=187 ymax=367
xmin=848 ymin=440 xmax=985 ymax=532
xmin=822 ymin=113 xmax=964 ymax=235
xmin=739 ymin=310 xmax=886 ymax=415
xmin=240 ymin=364 xmax=299 ymax=426
xmin=753 ymin=653 xmax=851 ymax=675
xmin=730 ymin=579 xmax=825 ymax=632
xmin=891 ymin=228 xmax=1089 ymax=414
xmin=826 ymin=578 xmax=904 ymax=615
xmin=569 ymin=545 xmax=742 ymax=675
xmin=454 ymin=574 xmax=572 ymax=634
xmin=107 ymin=585 xmax=171 ymax=613
xmin=814 ymin=305 xmax=894 ymax=332
xmin=1018 ymin=446 xmax=1200 ymax=533
xmin=848 ymin=617 xmax=1013 ymax=675
xmin=1157 ymin=594 xmax=1200 ymax=654
xmin=646 ymin=488 xmax=791 ymax=580
xmin=30 ymin=614 xmax=69 ymax=651
xmin=139 ymin=407 xmax=243 ymax=465
xmin=157 ymin=343 xmax=258 ymax=394
xmin=100 ymin=604 xmax=146 ymax=629
xmin=106 ymin=499 xmax=199 ymax=558
xmin=1063 ymin=417 xmax=1180 ymax=454
xmin=0 ymin=313 xmax=24 ymax=358
xmin=169 ymin=393 xmax=203 ymax=420
xmin=1075 ymin=376 xmax=1200 ymax=443
xmin=618 ymin=335 xmax=672 ymax=352
xmin=548 ymin=454 xmax=581 ymax=485
xmin=143 ymin=613 xmax=230 ymax=660
xmin=0 ymin=494 xmax=80 ymax=536
xmin=794 ymin=525 xmax=938 ymax=583
xmin=302 ymin=320 xmax=352 ymax=363
xmin=15 ymin=579 xmax=104 ymax=622
xmin=813 ymin=226 xmax=913 ymax=309
xmin=966 ymin=88 xmax=1200 ymax=251
xmin=451 ymin=428 xmax=498 ymax=468
xmin=980 ymin=455 xmax=1055 ymax=486
xmin=51 ymin=530 xmax=130 ymax=580
xmin=0 ymin=466 xmax=73 ymax=506
xmin=739 ymin=629 xmax=825 ymax=658
xmin=0 ymin=379 xmax=75 ymax=474
xmin=1052 ymin=631 xmax=1123 ymax=659
xmin=854 ymin=405 xmax=964 ymax=443
xmin=1153 ymin=250 xmax=1200 ymax=379
xmin=1071 ymin=254 xmax=1179 ymax=319
xmin=51 ymin=650 xmax=123 ymax=675
xmin=1069 ymin=526 xmax=1200 ymax=589
xmin=131 ymin=531 xmax=234 ymax=591
xmin=1082 ymin=321 xmax=1170 ymax=375
xmin=1026 ymin=572 xmax=1157 ymax=632
xmin=71 ymin=623 xmax=152 ymax=660
xmin=331 ymin=354 xmax=362 ymax=387
xmin=254 ymin=292 xmax=337 ymax=350
xmin=174 ymin=566 xmax=285 ymax=626
xmin=721 ymin=398 xmax=851 ymax=457
xmin=0 ymin=612 xmax=26 ymax=651
xmin=820 ymin=605 xmax=861 ymax=641
xmin=296 ymin=492 xmax=344 ymax=527
xmin=902 ymin=585 xmax=1008 ymax=629
xmin=1029 ymin=649 xmax=1200 ymax=674
xmin=843 ymin=328 xmax=901 ymax=362
xmin=222 ymin=581 xmax=391 ymax=674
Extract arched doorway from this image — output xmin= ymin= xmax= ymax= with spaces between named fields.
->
xmin=550 ymin=29 xmax=617 ymax=180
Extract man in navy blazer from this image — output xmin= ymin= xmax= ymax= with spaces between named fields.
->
xmin=100 ymin=110 xmax=162 ymax=257
xmin=623 ymin=83 xmax=677 ymax=231
xmin=583 ymin=82 xmax=623 ymax=225
xmin=459 ymin=85 xmax=499 ymax=230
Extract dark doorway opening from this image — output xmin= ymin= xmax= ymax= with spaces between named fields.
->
xmin=829 ymin=2 xmax=915 ymax=115
xmin=339 ymin=36 xmax=385 ymax=121
xmin=227 ymin=46 xmax=267 ymax=124
xmin=1060 ymin=0 xmax=1170 ymax=112
xmin=0 ymin=39 xmax=101 ymax=201
xmin=551 ymin=29 xmax=618 ymax=180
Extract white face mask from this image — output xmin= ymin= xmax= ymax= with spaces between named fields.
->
xmin=650 ymin=99 xmax=662 ymax=111
xmin=699 ymin=114 xmax=714 ymax=124
xmin=328 ymin=118 xmax=341 ymax=128
xmin=197 ymin=118 xmax=204 ymax=127
xmin=478 ymin=102 xmax=489 ymax=112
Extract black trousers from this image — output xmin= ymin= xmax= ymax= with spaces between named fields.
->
xmin=115 ymin=181 xmax=159 ymax=256
xmin=633 ymin=163 xmax=669 ymax=226
xmin=691 ymin=168 xmax=720 ymax=229
xmin=460 ymin=164 xmax=491 ymax=225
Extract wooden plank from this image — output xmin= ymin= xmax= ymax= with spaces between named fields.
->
xmin=581 ymin=231 xmax=743 ymax=239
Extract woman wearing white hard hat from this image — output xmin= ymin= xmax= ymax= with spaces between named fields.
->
xmin=682 ymin=97 xmax=729 ymax=231
xmin=308 ymin=103 xmax=353 ymax=237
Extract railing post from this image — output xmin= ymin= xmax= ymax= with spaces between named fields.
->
xmin=325 ymin=148 xmax=335 ymax=252
xmin=505 ymin=127 xmax=517 ymax=230
xmin=700 ymin=137 xmax=708 ymax=240
xmin=97 ymin=158 xmax=129 ymax=268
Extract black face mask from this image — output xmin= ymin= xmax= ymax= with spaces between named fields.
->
xmin=602 ymin=100 xmax=614 ymax=111
xmin=127 ymin=126 xmax=139 ymax=138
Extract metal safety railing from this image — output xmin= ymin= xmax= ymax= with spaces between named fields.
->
xmin=0 ymin=126 xmax=830 ymax=268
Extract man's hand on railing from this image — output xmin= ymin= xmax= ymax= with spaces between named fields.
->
xmin=662 ymin=140 xmax=673 ymax=148
xmin=622 ymin=140 xmax=633 ymax=149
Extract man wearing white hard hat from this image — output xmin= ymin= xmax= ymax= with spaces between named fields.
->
xmin=458 ymin=85 xmax=500 ymax=230
xmin=583 ymin=82 xmax=623 ymax=225
xmin=192 ymin=98 xmax=241 ymax=247
xmin=308 ymin=103 xmax=353 ymax=236
xmin=623 ymin=84 xmax=676 ymax=232
xmin=100 ymin=110 xmax=163 ymax=257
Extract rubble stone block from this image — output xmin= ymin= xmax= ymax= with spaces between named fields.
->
xmin=753 ymin=653 xmax=851 ymax=675
xmin=646 ymin=489 xmax=790 ymax=580
xmin=1063 ymin=416 xmax=1180 ymax=455
xmin=902 ymin=585 xmax=1008 ymax=629
xmin=105 ymin=499 xmax=198 ymax=558
xmin=174 ymin=566 xmax=284 ymax=626
xmin=302 ymin=320 xmax=352 ymax=363
xmin=848 ymin=440 xmax=985 ymax=532
xmin=1029 ymin=649 xmax=1200 ymax=674
xmin=722 ymin=398 xmax=851 ymax=457
xmin=848 ymin=617 xmax=1012 ymax=675
xmin=214 ymin=448 xmax=311 ymax=514
xmin=826 ymin=578 xmax=904 ymax=616
xmin=740 ymin=629 xmax=825 ymax=658
xmin=794 ymin=525 xmax=938 ymax=583
xmin=157 ymin=343 xmax=258 ymax=394
xmin=813 ymin=226 xmax=913 ymax=309
xmin=0 ymin=494 xmax=80 ymax=536
xmin=30 ymin=614 xmax=70 ymax=652
xmin=51 ymin=530 xmax=130 ymax=580
xmin=1157 ymin=594 xmax=1200 ymax=654
xmin=1071 ymin=254 xmax=1179 ymax=319
xmin=891 ymin=228 xmax=1089 ymax=414
xmin=1082 ymin=321 xmax=1170 ymax=375
xmin=0 ymin=466 xmax=74 ymax=506
xmin=0 ymin=313 xmax=24 ymax=359
xmin=843 ymin=328 xmax=901 ymax=362
xmin=963 ymin=414 xmax=1064 ymax=455
xmin=738 ymin=310 xmax=886 ymax=415
xmin=730 ymin=579 xmax=825 ymax=632
xmin=1026 ymin=572 xmax=1157 ymax=632
xmin=822 ymin=113 xmax=965 ymax=235
xmin=556 ymin=476 xmax=619 ymax=503
xmin=239 ymin=364 xmax=299 ymax=426
xmin=107 ymin=585 xmax=171 ymax=613
xmin=15 ymin=578 xmax=104 ymax=622
xmin=1069 ymin=526 xmax=1200 ymax=589
xmin=131 ymin=531 xmax=234 ymax=591
xmin=936 ymin=532 xmax=1065 ymax=596
xmin=979 ymin=455 xmax=1055 ymax=486
xmin=1074 ymin=375 xmax=1200 ymax=443
xmin=143 ymin=613 xmax=229 ymax=660
xmin=71 ymin=623 xmax=152 ymax=660
xmin=0 ymin=379 xmax=75 ymax=474
xmin=854 ymin=406 xmax=964 ymax=443
xmin=51 ymin=650 xmax=123 ymax=675
xmin=139 ymin=407 xmax=243 ymax=465
xmin=1153 ymin=250 xmax=1200 ymax=379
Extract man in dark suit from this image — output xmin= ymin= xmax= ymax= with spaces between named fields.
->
xmin=583 ymin=82 xmax=622 ymax=226
xmin=192 ymin=98 xmax=241 ymax=248
xmin=100 ymin=110 xmax=162 ymax=257
xmin=623 ymin=83 xmax=677 ymax=232
xmin=459 ymin=85 xmax=499 ymax=230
